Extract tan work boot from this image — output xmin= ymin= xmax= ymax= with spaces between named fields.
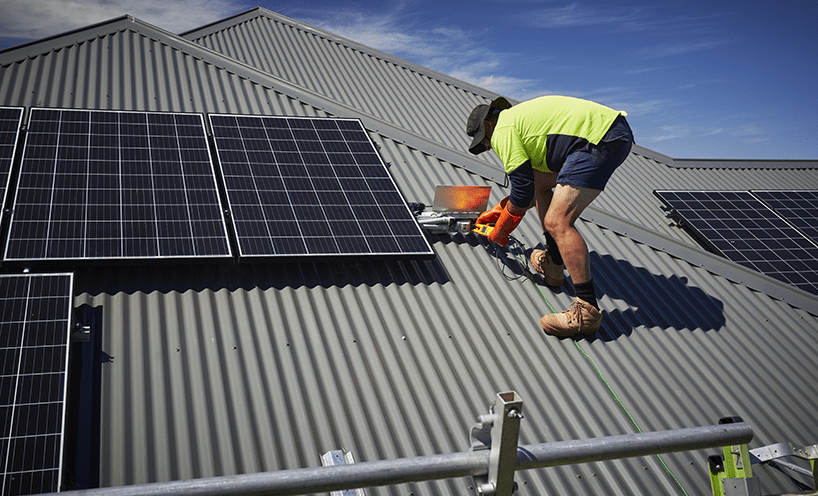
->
xmin=540 ymin=298 xmax=601 ymax=337
xmin=530 ymin=249 xmax=564 ymax=286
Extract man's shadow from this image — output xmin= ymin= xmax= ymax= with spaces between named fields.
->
xmin=530 ymin=250 xmax=726 ymax=342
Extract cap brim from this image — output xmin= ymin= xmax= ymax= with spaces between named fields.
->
xmin=468 ymin=130 xmax=487 ymax=154
xmin=489 ymin=96 xmax=512 ymax=112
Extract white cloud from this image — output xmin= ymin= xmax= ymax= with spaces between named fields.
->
xmin=306 ymin=9 xmax=480 ymax=67
xmin=0 ymin=0 xmax=244 ymax=39
xmin=653 ymin=124 xmax=690 ymax=142
xmin=728 ymin=124 xmax=770 ymax=145
xmin=638 ymin=40 xmax=729 ymax=59
xmin=523 ymin=3 xmax=645 ymax=29
xmin=450 ymin=71 xmax=541 ymax=101
xmin=614 ymin=99 xmax=671 ymax=117
xmin=729 ymin=124 xmax=765 ymax=138
xmin=653 ymin=124 xmax=724 ymax=142
xmin=519 ymin=3 xmax=729 ymax=37
xmin=304 ymin=7 xmax=542 ymax=100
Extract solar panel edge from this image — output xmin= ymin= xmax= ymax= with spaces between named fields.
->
xmin=4 ymin=109 xmax=233 ymax=262
xmin=0 ymin=106 xmax=25 ymax=201
xmin=750 ymin=189 xmax=818 ymax=249
xmin=54 ymin=273 xmax=73 ymax=496
xmin=4 ymin=110 xmax=436 ymax=263
xmin=208 ymin=114 xmax=434 ymax=260
xmin=653 ymin=190 xmax=731 ymax=257
xmin=655 ymin=189 xmax=818 ymax=296
xmin=1 ymin=109 xmax=40 ymax=263
xmin=0 ymin=272 xmax=73 ymax=495
xmin=181 ymin=112 xmax=234 ymax=258
xmin=0 ymin=108 xmax=26 ymax=263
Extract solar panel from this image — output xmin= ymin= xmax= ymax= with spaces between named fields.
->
xmin=655 ymin=190 xmax=818 ymax=296
xmin=209 ymin=114 xmax=433 ymax=258
xmin=4 ymin=109 xmax=231 ymax=261
xmin=0 ymin=273 xmax=73 ymax=495
xmin=752 ymin=190 xmax=818 ymax=243
xmin=0 ymin=107 xmax=24 ymax=212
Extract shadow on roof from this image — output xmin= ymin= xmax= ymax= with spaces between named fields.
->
xmin=73 ymin=256 xmax=451 ymax=296
xmin=587 ymin=253 xmax=726 ymax=341
xmin=442 ymin=235 xmax=724 ymax=339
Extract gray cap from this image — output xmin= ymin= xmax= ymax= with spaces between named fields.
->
xmin=466 ymin=96 xmax=511 ymax=154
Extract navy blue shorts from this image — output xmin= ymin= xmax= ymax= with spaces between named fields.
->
xmin=556 ymin=116 xmax=634 ymax=191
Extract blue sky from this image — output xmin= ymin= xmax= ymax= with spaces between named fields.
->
xmin=1 ymin=0 xmax=816 ymax=159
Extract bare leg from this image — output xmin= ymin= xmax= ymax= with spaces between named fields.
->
xmin=533 ymin=170 xmax=558 ymax=225
xmin=542 ymin=183 xmax=601 ymax=284
xmin=505 ymin=170 xmax=558 ymax=217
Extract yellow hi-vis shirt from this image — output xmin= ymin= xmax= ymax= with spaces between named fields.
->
xmin=490 ymin=95 xmax=627 ymax=174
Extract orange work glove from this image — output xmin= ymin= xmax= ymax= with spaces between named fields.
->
xmin=488 ymin=203 xmax=524 ymax=247
xmin=476 ymin=196 xmax=509 ymax=226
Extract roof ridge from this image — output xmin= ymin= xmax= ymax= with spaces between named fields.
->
xmin=0 ymin=11 xmax=506 ymax=184
xmin=633 ymin=145 xmax=818 ymax=169
xmin=177 ymin=8 xmax=508 ymax=182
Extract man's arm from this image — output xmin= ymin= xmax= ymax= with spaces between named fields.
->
xmin=507 ymin=160 xmax=535 ymax=215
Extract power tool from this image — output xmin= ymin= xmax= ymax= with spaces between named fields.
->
xmin=413 ymin=185 xmax=492 ymax=235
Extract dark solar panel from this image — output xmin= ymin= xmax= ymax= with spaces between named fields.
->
xmin=0 ymin=107 xmax=24 ymax=212
xmin=209 ymin=115 xmax=433 ymax=258
xmin=0 ymin=273 xmax=73 ymax=495
xmin=655 ymin=190 xmax=818 ymax=296
xmin=4 ymin=109 xmax=231 ymax=261
xmin=752 ymin=190 xmax=818 ymax=243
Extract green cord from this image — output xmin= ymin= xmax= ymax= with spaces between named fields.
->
xmin=574 ymin=341 xmax=689 ymax=496
xmin=573 ymin=341 xmax=643 ymax=432
xmin=519 ymin=251 xmax=690 ymax=495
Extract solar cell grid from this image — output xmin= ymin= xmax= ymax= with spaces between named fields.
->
xmin=0 ymin=273 xmax=73 ymax=496
xmin=210 ymin=114 xmax=433 ymax=258
xmin=752 ymin=190 xmax=818 ymax=243
xmin=5 ymin=109 xmax=231 ymax=261
xmin=0 ymin=108 xmax=24 ymax=216
xmin=655 ymin=190 xmax=818 ymax=296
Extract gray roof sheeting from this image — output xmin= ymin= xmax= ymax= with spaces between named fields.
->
xmin=1 ymin=9 xmax=817 ymax=496
xmin=181 ymin=8 xmax=501 ymax=154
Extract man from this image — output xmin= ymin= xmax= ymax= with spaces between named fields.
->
xmin=466 ymin=95 xmax=633 ymax=337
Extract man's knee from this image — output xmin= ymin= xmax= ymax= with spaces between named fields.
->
xmin=542 ymin=211 xmax=570 ymax=236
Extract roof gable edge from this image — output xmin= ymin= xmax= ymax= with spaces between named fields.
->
xmin=672 ymin=158 xmax=818 ymax=169
xmin=1 ymin=13 xmax=505 ymax=183
xmin=178 ymin=7 xmax=266 ymax=39
xmin=632 ymin=145 xmax=817 ymax=169
xmin=178 ymin=19 xmax=508 ymax=182
xmin=181 ymin=7 xmax=502 ymax=101
xmin=0 ymin=15 xmax=133 ymax=66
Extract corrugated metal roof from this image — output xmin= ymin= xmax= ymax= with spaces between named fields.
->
xmin=181 ymin=8 xmax=501 ymax=156
xmin=68 ymin=224 xmax=818 ymax=495
xmin=1 ymin=10 xmax=817 ymax=496
xmin=0 ymin=16 xmax=327 ymax=117
xmin=179 ymin=7 xmax=509 ymax=184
